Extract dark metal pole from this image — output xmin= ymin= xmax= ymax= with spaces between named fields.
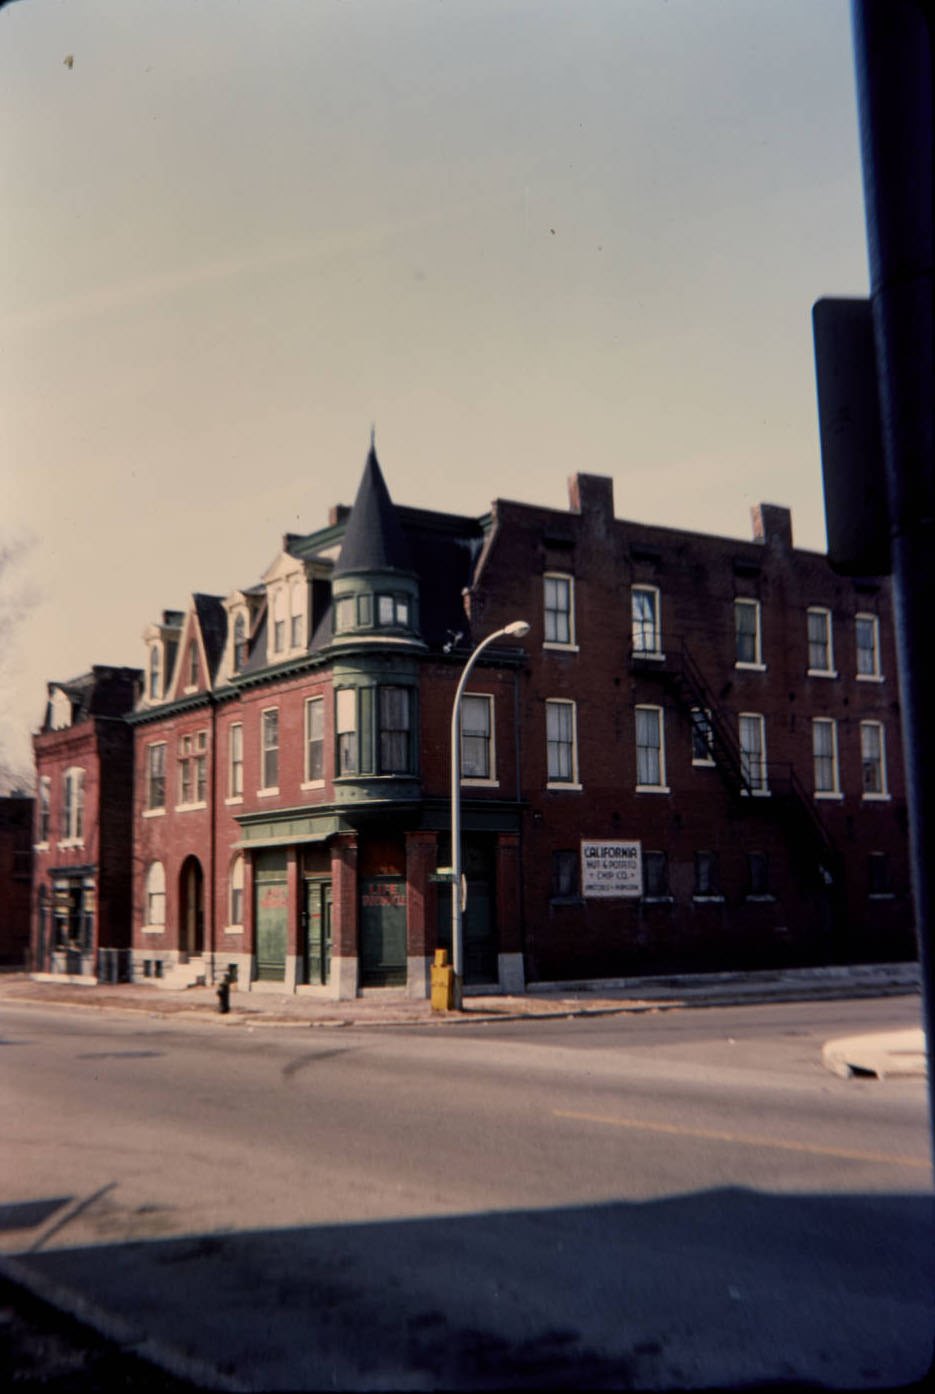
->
xmin=851 ymin=0 xmax=934 ymax=1154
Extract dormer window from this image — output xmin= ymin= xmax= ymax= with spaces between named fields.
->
xmin=290 ymin=580 xmax=305 ymax=648
xmin=149 ymin=645 xmax=162 ymax=699
xmin=377 ymin=593 xmax=410 ymax=627
xmin=233 ymin=613 xmax=247 ymax=670
xmin=187 ymin=640 xmax=198 ymax=689
xmin=50 ymin=689 xmax=72 ymax=730
xmin=335 ymin=596 xmax=355 ymax=633
xmin=273 ymin=591 xmax=286 ymax=654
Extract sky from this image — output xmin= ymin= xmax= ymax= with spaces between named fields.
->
xmin=0 ymin=0 xmax=870 ymax=784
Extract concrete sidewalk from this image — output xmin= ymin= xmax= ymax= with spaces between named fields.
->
xmin=822 ymin=1027 xmax=928 ymax=1079
xmin=0 ymin=960 xmax=921 ymax=1030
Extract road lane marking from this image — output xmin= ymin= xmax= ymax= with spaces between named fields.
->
xmin=552 ymin=1109 xmax=932 ymax=1169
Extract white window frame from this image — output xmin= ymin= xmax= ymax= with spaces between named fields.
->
xmin=635 ymin=704 xmax=669 ymax=792
xmin=228 ymin=854 xmax=245 ymax=931
xmin=144 ymin=742 xmax=167 ymax=815
xmin=227 ymin=722 xmax=244 ymax=803
xmin=690 ymin=707 xmax=715 ymax=766
xmin=185 ymin=639 xmax=199 ymax=691
xmin=461 ymin=693 xmax=497 ymax=786
xmin=807 ymin=606 xmax=836 ymax=677
xmin=860 ymin=720 xmax=889 ymax=800
xmin=272 ymin=589 xmax=286 ymax=655
xmin=631 ymin=585 xmax=663 ymax=659
xmin=543 ymin=573 xmax=577 ymax=651
xmin=336 ymin=687 xmax=358 ymax=775
xmin=855 ymin=613 xmax=883 ymax=681
xmin=233 ymin=613 xmax=248 ymax=672
xmin=738 ymin=712 xmax=769 ymax=795
xmin=546 ymin=698 xmax=580 ymax=788
xmin=812 ymin=718 xmax=842 ymax=799
xmin=148 ymin=643 xmax=163 ymax=700
xmin=290 ymin=579 xmax=306 ymax=650
xmin=303 ymin=696 xmax=325 ymax=787
xmin=735 ymin=599 xmax=765 ymax=670
xmin=259 ymin=707 xmax=280 ymax=794
xmin=142 ymin=861 xmax=166 ymax=932
xmin=60 ymin=767 xmax=85 ymax=844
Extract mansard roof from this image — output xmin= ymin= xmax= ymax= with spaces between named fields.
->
xmin=43 ymin=666 xmax=141 ymax=729
xmin=192 ymin=594 xmax=227 ymax=682
xmin=333 ymin=445 xmax=414 ymax=578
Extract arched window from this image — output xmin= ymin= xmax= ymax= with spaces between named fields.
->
xmin=229 ymin=855 xmax=244 ymax=926
xmin=145 ymin=862 xmax=166 ymax=927
xmin=290 ymin=580 xmax=305 ymax=649
xmin=149 ymin=644 xmax=162 ymax=699
xmin=233 ymin=613 xmax=247 ymax=670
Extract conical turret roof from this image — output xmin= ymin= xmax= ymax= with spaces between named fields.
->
xmin=333 ymin=444 xmax=414 ymax=578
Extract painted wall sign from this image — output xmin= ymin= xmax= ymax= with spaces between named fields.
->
xmin=259 ymin=887 xmax=288 ymax=911
xmin=581 ymin=840 xmax=642 ymax=898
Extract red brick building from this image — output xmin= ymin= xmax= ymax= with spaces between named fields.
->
xmin=32 ymin=448 xmax=915 ymax=994
xmin=31 ymin=667 xmax=141 ymax=978
xmin=0 ymin=793 xmax=33 ymax=965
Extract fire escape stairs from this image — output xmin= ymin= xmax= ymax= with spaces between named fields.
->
xmin=630 ymin=637 xmax=840 ymax=891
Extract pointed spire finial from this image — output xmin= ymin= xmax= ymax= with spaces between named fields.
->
xmin=370 ymin=423 xmax=376 ymax=456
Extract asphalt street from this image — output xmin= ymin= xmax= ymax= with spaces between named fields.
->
xmin=2 ymin=997 xmax=931 ymax=1390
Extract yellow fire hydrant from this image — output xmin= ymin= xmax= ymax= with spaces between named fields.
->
xmin=430 ymin=947 xmax=455 ymax=1012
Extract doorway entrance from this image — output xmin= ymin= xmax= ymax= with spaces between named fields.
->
xmin=254 ymin=849 xmax=288 ymax=981
xmin=303 ymin=879 xmax=333 ymax=985
xmin=178 ymin=856 xmax=204 ymax=960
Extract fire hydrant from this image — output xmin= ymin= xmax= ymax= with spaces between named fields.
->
xmin=216 ymin=974 xmax=231 ymax=1014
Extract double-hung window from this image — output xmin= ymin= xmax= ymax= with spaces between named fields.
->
xmin=178 ymin=735 xmax=194 ymax=804
xmin=146 ymin=743 xmax=166 ymax=811
xmin=290 ymin=580 xmax=305 ymax=649
xmin=631 ymin=585 xmax=662 ymax=657
xmin=735 ymin=599 xmax=763 ymax=667
xmin=144 ymin=862 xmax=165 ymax=927
xmin=37 ymin=777 xmax=51 ymax=844
xmin=812 ymin=718 xmax=840 ymax=796
xmin=543 ymin=574 xmax=574 ymax=647
xmin=273 ymin=592 xmax=286 ymax=654
xmin=229 ymin=723 xmax=243 ymax=799
xmin=261 ymin=709 xmax=279 ymax=791
xmin=336 ymin=689 xmax=358 ymax=774
xmin=546 ymin=699 xmax=578 ymax=785
xmin=61 ymin=768 xmax=85 ymax=842
xmin=642 ymin=850 xmax=670 ymax=899
xmin=229 ymin=855 xmax=244 ymax=926
xmin=635 ymin=705 xmax=667 ymax=790
xmin=856 ymin=614 xmax=882 ymax=679
xmin=739 ymin=713 xmax=768 ymax=793
xmin=690 ymin=708 xmax=714 ymax=765
xmin=148 ymin=644 xmax=162 ymax=699
xmin=379 ymin=687 xmax=412 ymax=773
xmin=462 ymin=694 xmax=494 ymax=781
xmin=187 ymin=641 xmax=199 ymax=689
xmin=233 ymin=614 xmax=247 ymax=671
xmin=860 ymin=721 xmax=888 ymax=798
xmin=694 ymin=851 xmax=721 ymax=899
xmin=807 ymin=607 xmax=835 ymax=675
xmin=305 ymin=697 xmax=324 ymax=783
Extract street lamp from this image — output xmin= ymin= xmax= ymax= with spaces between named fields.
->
xmin=449 ymin=620 xmax=530 ymax=1007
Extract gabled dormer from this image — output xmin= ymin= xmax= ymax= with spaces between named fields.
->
xmin=164 ymin=596 xmax=226 ymax=703
xmin=260 ymin=550 xmax=312 ymax=666
xmin=330 ymin=444 xmax=423 ymax=650
xmin=140 ymin=611 xmax=184 ymax=708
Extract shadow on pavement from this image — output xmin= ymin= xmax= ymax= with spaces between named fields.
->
xmin=8 ymin=1186 xmax=935 ymax=1391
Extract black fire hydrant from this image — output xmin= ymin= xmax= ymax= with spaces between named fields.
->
xmin=216 ymin=974 xmax=231 ymax=1014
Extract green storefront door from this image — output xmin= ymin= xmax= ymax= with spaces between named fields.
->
xmin=437 ymin=840 xmax=497 ymax=985
xmin=304 ymin=879 xmax=333 ymax=985
xmin=255 ymin=850 xmax=288 ymax=981
xmin=360 ymin=878 xmax=407 ymax=987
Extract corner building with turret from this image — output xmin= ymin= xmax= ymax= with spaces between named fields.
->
xmin=32 ymin=445 xmax=915 ymax=994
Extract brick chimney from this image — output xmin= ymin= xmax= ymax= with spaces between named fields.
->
xmin=752 ymin=503 xmax=793 ymax=549
xmin=568 ymin=473 xmax=614 ymax=521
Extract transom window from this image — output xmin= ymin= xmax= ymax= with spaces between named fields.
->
xmin=261 ymin=708 xmax=280 ymax=790
xmin=807 ymin=607 xmax=835 ymax=675
xmin=860 ymin=721 xmax=888 ymax=797
xmin=635 ymin=705 xmax=666 ymax=790
xmin=305 ymin=696 xmax=324 ymax=782
xmin=631 ymin=585 xmax=662 ymax=656
xmin=543 ymin=574 xmax=574 ymax=647
xmin=461 ymin=694 xmax=493 ymax=781
xmin=812 ymin=718 xmax=840 ymax=795
xmin=546 ymin=699 xmax=578 ymax=784
xmin=146 ymin=743 xmax=166 ymax=811
xmin=856 ymin=614 xmax=882 ymax=679
xmin=738 ymin=712 xmax=768 ymax=793
xmin=735 ymin=599 xmax=763 ymax=667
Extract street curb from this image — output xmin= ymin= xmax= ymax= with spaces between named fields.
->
xmin=0 ymin=1252 xmax=249 ymax=1392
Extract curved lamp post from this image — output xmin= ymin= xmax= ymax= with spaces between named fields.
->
xmin=450 ymin=620 xmax=530 ymax=1006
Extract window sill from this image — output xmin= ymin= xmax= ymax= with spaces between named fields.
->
xmin=869 ymin=892 xmax=896 ymax=901
xmin=223 ymin=924 xmax=245 ymax=934
xmin=34 ymin=842 xmax=50 ymax=852
xmin=735 ymin=661 xmax=767 ymax=672
xmin=636 ymin=785 xmax=671 ymax=795
xmin=58 ymin=839 xmax=85 ymax=849
xmin=691 ymin=758 xmax=716 ymax=768
xmin=643 ymin=895 xmax=674 ymax=905
xmin=741 ymin=788 xmax=771 ymax=798
xmin=861 ymin=792 xmax=891 ymax=802
xmin=693 ymin=895 xmax=725 ymax=904
xmin=300 ymin=779 xmax=326 ymax=791
xmin=143 ymin=807 xmax=166 ymax=819
xmin=807 ymin=669 xmax=838 ymax=679
xmin=462 ymin=777 xmax=499 ymax=788
xmin=182 ymin=684 xmax=198 ymax=695
xmin=141 ymin=925 xmax=165 ymax=936
xmin=814 ymin=791 xmax=844 ymax=801
xmin=632 ymin=650 xmax=665 ymax=662
xmin=224 ymin=795 xmax=244 ymax=806
xmin=257 ymin=787 xmax=280 ymax=799
xmin=549 ymin=895 xmax=584 ymax=907
xmin=856 ymin=673 xmax=885 ymax=683
xmin=546 ymin=781 xmax=583 ymax=791
xmin=174 ymin=801 xmax=207 ymax=813
xmin=745 ymin=894 xmax=776 ymax=903
xmin=543 ymin=642 xmax=580 ymax=653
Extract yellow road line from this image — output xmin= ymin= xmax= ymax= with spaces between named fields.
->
xmin=553 ymin=1109 xmax=932 ymax=1169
